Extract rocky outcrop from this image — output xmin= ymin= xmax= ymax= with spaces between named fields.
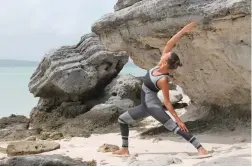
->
xmin=0 ymin=155 xmax=95 ymax=166
xmin=29 ymin=33 xmax=128 ymax=99
xmin=29 ymin=74 xmax=142 ymax=137
xmin=114 ymin=0 xmax=142 ymax=11
xmin=6 ymin=141 xmax=60 ymax=156
xmin=0 ymin=115 xmax=38 ymax=141
xmin=59 ymin=98 xmax=135 ymax=137
xmin=92 ymin=0 xmax=251 ymax=112
xmin=27 ymin=33 xmax=136 ymax=136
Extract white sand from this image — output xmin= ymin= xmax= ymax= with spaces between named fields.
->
xmin=0 ymin=96 xmax=250 ymax=166
xmin=0 ymin=127 xmax=250 ymax=166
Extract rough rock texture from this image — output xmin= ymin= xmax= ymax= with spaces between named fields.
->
xmin=29 ymin=33 xmax=128 ymax=99
xmin=29 ymin=75 xmax=141 ymax=136
xmin=158 ymin=90 xmax=183 ymax=104
xmin=59 ymin=99 xmax=134 ymax=137
xmin=29 ymin=102 xmax=87 ymax=131
xmin=0 ymin=155 xmax=95 ymax=166
xmin=114 ymin=0 xmax=142 ymax=11
xmin=0 ymin=115 xmax=38 ymax=141
xmin=27 ymin=33 xmax=135 ymax=136
xmin=85 ymin=74 xmax=142 ymax=109
xmin=24 ymin=136 xmax=37 ymax=141
xmin=97 ymin=144 xmax=119 ymax=152
xmin=104 ymin=74 xmax=142 ymax=103
xmin=92 ymin=0 xmax=251 ymax=113
xmin=7 ymin=141 xmax=60 ymax=156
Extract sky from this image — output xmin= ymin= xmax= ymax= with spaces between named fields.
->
xmin=0 ymin=0 xmax=117 ymax=61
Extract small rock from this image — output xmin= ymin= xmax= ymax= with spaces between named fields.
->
xmin=49 ymin=132 xmax=63 ymax=140
xmin=39 ymin=132 xmax=51 ymax=140
xmin=132 ymin=153 xmax=138 ymax=157
xmin=173 ymin=157 xmax=182 ymax=164
xmin=24 ymin=136 xmax=37 ymax=141
xmin=87 ymin=159 xmax=97 ymax=166
xmin=152 ymin=138 xmax=162 ymax=143
xmin=97 ymin=144 xmax=119 ymax=153
xmin=0 ymin=154 xmax=93 ymax=166
xmin=234 ymin=137 xmax=246 ymax=143
xmin=7 ymin=141 xmax=60 ymax=156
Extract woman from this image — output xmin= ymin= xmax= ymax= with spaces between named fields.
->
xmin=112 ymin=21 xmax=209 ymax=157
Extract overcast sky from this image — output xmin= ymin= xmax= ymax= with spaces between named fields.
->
xmin=0 ymin=0 xmax=117 ymax=61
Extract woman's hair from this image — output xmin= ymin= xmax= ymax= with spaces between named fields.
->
xmin=168 ymin=52 xmax=182 ymax=67
xmin=158 ymin=52 xmax=182 ymax=68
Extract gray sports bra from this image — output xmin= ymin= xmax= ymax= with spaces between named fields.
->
xmin=143 ymin=66 xmax=169 ymax=92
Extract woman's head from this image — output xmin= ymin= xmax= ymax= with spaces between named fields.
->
xmin=159 ymin=52 xmax=182 ymax=71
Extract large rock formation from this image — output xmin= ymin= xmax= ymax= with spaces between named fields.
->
xmin=92 ymin=0 xmax=251 ymax=113
xmin=30 ymin=75 xmax=141 ymax=137
xmin=29 ymin=33 xmax=128 ymax=99
xmin=27 ymin=33 xmax=135 ymax=135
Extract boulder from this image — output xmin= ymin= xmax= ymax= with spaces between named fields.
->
xmin=158 ymin=90 xmax=183 ymax=104
xmin=0 ymin=154 xmax=95 ymax=166
xmin=28 ymin=33 xmax=128 ymax=99
xmin=28 ymin=33 xmax=129 ymax=135
xmin=104 ymin=74 xmax=142 ymax=104
xmin=6 ymin=141 xmax=60 ymax=156
xmin=29 ymin=102 xmax=87 ymax=131
xmin=0 ymin=115 xmax=38 ymax=141
xmin=92 ymin=0 xmax=251 ymax=112
xmin=0 ymin=114 xmax=29 ymax=130
xmin=84 ymin=74 xmax=142 ymax=110
xmin=60 ymin=100 xmax=134 ymax=137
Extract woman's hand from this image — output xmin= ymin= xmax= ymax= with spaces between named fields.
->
xmin=176 ymin=119 xmax=189 ymax=132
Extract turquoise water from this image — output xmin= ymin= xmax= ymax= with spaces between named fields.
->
xmin=0 ymin=63 xmax=146 ymax=118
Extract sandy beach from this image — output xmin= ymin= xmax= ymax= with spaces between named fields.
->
xmin=0 ymin=116 xmax=250 ymax=166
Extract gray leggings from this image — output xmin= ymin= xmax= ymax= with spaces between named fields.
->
xmin=118 ymin=84 xmax=202 ymax=149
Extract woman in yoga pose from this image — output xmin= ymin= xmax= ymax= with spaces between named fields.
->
xmin=112 ymin=21 xmax=209 ymax=157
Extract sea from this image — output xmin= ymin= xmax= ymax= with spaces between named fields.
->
xmin=0 ymin=63 xmax=146 ymax=118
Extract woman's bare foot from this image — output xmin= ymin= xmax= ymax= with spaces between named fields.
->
xmin=197 ymin=147 xmax=209 ymax=156
xmin=112 ymin=147 xmax=130 ymax=156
